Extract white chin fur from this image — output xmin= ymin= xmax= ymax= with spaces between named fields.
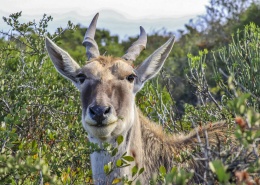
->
xmin=82 ymin=107 xmax=135 ymax=141
xmin=82 ymin=113 xmax=119 ymax=140
xmin=82 ymin=118 xmax=133 ymax=141
xmin=84 ymin=122 xmax=118 ymax=140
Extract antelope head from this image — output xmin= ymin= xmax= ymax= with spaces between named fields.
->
xmin=45 ymin=13 xmax=175 ymax=142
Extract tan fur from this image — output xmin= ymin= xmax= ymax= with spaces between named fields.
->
xmin=137 ymin=109 xmax=233 ymax=182
xmin=46 ymin=39 xmax=235 ymax=184
xmin=90 ymin=56 xmax=131 ymax=65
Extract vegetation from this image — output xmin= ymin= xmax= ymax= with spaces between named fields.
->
xmin=0 ymin=1 xmax=259 ymax=184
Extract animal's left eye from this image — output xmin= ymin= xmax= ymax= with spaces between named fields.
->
xmin=126 ymin=74 xmax=136 ymax=83
xmin=76 ymin=73 xmax=87 ymax=84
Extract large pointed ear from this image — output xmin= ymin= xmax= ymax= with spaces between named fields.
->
xmin=45 ymin=37 xmax=81 ymax=88
xmin=134 ymin=36 xmax=175 ymax=93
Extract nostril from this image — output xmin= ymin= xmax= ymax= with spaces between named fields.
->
xmin=89 ymin=107 xmax=96 ymax=116
xmin=104 ymin=107 xmax=111 ymax=115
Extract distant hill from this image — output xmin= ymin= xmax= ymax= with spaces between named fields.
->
xmin=0 ymin=9 xmax=199 ymax=41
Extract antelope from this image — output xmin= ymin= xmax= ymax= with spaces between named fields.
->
xmin=45 ymin=13 xmax=232 ymax=184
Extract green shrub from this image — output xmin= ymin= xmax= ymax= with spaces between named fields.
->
xmin=185 ymin=23 xmax=260 ymax=183
xmin=213 ymin=23 xmax=260 ymax=111
xmin=0 ymin=12 xmax=92 ymax=184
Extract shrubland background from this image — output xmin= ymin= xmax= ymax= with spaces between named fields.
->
xmin=0 ymin=0 xmax=260 ymax=184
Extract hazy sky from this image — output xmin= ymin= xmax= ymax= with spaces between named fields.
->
xmin=0 ymin=0 xmax=209 ymax=39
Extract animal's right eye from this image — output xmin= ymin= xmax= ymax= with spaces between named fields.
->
xmin=76 ymin=74 xmax=86 ymax=84
xmin=126 ymin=74 xmax=136 ymax=83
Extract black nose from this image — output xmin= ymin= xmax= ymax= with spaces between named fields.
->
xmin=89 ymin=105 xmax=111 ymax=124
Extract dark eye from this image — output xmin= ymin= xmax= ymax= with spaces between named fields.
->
xmin=126 ymin=74 xmax=136 ymax=83
xmin=76 ymin=73 xmax=86 ymax=84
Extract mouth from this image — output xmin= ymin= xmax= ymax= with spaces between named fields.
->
xmin=87 ymin=120 xmax=118 ymax=128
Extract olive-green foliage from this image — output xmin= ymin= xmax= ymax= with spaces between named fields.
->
xmin=136 ymin=77 xmax=180 ymax=132
xmin=100 ymin=135 xmax=146 ymax=184
xmin=166 ymin=1 xmax=260 ymax=110
xmin=0 ymin=12 xmax=92 ymax=184
xmin=213 ymin=23 xmax=260 ymax=111
xmin=185 ymin=23 xmax=260 ymax=183
xmin=149 ymin=166 xmax=193 ymax=185
xmin=232 ymin=2 xmax=260 ymax=33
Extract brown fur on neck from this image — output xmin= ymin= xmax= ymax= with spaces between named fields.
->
xmin=137 ymin=109 xmax=233 ymax=183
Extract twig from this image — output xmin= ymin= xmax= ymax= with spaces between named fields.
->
xmin=219 ymin=68 xmax=260 ymax=102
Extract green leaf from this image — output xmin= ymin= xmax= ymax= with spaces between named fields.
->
xmin=138 ymin=167 xmax=145 ymax=175
xmin=122 ymin=156 xmax=134 ymax=162
xmin=170 ymin=167 xmax=177 ymax=173
xmin=209 ymin=160 xmax=230 ymax=183
xmin=104 ymin=162 xmax=112 ymax=175
xmin=132 ymin=165 xmax=138 ymax=177
xmin=31 ymin=140 xmax=37 ymax=149
xmin=116 ymin=135 xmax=123 ymax=146
xmin=112 ymin=178 xmax=121 ymax=184
xmin=116 ymin=159 xmax=122 ymax=167
xmin=112 ymin=148 xmax=118 ymax=157
xmin=159 ymin=165 xmax=166 ymax=175
xmin=104 ymin=165 xmax=109 ymax=174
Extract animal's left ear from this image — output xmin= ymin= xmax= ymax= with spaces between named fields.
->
xmin=45 ymin=37 xmax=82 ymax=89
xmin=134 ymin=36 xmax=175 ymax=93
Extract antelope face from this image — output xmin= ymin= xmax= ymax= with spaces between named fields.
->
xmin=45 ymin=13 xmax=175 ymax=141
xmin=79 ymin=57 xmax=136 ymax=140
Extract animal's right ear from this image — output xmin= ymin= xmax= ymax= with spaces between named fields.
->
xmin=45 ymin=37 xmax=81 ymax=89
xmin=134 ymin=36 xmax=175 ymax=93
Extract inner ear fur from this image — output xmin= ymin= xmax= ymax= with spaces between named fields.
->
xmin=45 ymin=37 xmax=81 ymax=83
xmin=134 ymin=36 xmax=175 ymax=92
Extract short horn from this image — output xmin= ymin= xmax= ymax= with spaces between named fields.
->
xmin=122 ymin=26 xmax=147 ymax=62
xmin=82 ymin=13 xmax=100 ymax=60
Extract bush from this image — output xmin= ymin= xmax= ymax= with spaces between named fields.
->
xmin=185 ymin=23 xmax=260 ymax=183
xmin=213 ymin=23 xmax=260 ymax=111
xmin=0 ymin=12 xmax=92 ymax=184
